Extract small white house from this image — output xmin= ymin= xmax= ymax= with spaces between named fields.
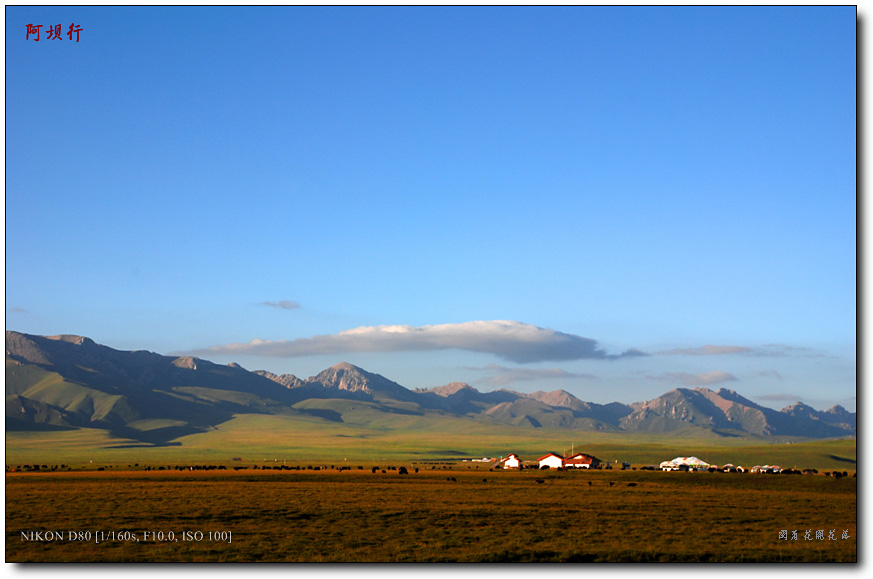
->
xmin=503 ymin=453 xmax=522 ymax=469
xmin=538 ymin=452 xmax=564 ymax=469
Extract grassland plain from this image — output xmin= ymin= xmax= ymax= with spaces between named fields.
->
xmin=5 ymin=467 xmax=856 ymax=563
xmin=4 ymin=412 xmax=858 ymax=470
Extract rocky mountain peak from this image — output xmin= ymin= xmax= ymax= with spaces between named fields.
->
xmin=45 ymin=334 xmax=96 ymax=347
xmin=422 ymin=382 xmax=476 ymax=397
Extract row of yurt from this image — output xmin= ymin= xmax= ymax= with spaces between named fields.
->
xmin=659 ymin=456 xmax=711 ymax=471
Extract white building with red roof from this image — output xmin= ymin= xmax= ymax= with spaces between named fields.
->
xmin=538 ymin=452 xmax=564 ymax=469
xmin=502 ymin=453 xmax=522 ymax=469
xmin=563 ymin=452 xmax=601 ymax=469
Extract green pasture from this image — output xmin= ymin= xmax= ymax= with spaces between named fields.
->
xmin=5 ymin=411 xmax=856 ymax=471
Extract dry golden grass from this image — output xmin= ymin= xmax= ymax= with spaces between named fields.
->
xmin=5 ymin=466 xmax=856 ymax=562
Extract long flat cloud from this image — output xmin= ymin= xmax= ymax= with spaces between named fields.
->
xmin=467 ymin=363 xmax=598 ymax=386
xmin=658 ymin=344 xmax=828 ymax=358
xmin=259 ymin=300 xmax=301 ymax=310
xmin=650 ymin=371 xmax=739 ymax=386
xmin=658 ymin=345 xmax=752 ymax=356
xmin=185 ymin=320 xmax=631 ymax=364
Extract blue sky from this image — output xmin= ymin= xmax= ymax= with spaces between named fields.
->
xmin=5 ymin=6 xmax=856 ymax=411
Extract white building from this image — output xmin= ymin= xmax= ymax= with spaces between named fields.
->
xmin=538 ymin=452 xmax=564 ymax=469
xmin=503 ymin=453 xmax=521 ymax=469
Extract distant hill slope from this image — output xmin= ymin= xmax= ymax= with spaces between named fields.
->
xmin=5 ymin=331 xmax=856 ymax=445
xmin=618 ymin=387 xmax=855 ymax=438
xmin=6 ymin=332 xmax=310 ymax=444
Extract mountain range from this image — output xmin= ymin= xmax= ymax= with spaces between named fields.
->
xmin=5 ymin=331 xmax=856 ymax=445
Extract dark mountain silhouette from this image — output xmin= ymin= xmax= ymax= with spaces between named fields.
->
xmin=5 ymin=331 xmax=856 ymax=445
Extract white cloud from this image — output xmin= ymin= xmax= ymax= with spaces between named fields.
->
xmin=658 ymin=345 xmax=752 ymax=356
xmin=260 ymin=300 xmax=301 ymax=310
xmin=185 ymin=320 xmax=622 ymax=364
xmin=467 ymin=363 xmax=598 ymax=386
xmin=658 ymin=344 xmax=830 ymax=359
xmin=651 ymin=371 xmax=739 ymax=386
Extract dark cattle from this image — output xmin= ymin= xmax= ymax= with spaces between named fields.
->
xmin=398 ymin=467 xmax=408 ymax=475
xmin=609 ymin=482 xmax=615 ymax=487
xmin=627 ymin=483 xmax=638 ymax=487
xmin=535 ymin=479 xmax=545 ymax=484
